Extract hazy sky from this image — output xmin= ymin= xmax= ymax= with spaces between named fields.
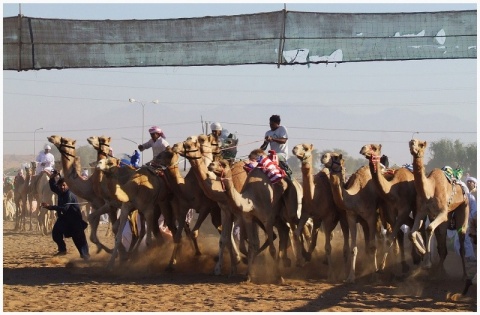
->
xmin=2 ymin=2 xmax=477 ymax=168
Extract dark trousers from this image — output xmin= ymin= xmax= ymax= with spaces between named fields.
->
xmin=52 ymin=219 xmax=89 ymax=256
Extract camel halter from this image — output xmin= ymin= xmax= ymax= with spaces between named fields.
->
xmin=58 ymin=142 xmax=76 ymax=161
xmin=98 ymin=140 xmax=114 ymax=159
xmin=301 ymin=151 xmax=312 ymax=164
xmin=326 ymin=159 xmax=343 ymax=174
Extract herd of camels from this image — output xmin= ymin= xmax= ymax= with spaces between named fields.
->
xmin=6 ymin=133 xmax=471 ymax=284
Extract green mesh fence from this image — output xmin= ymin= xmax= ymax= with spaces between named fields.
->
xmin=3 ymin=10 xmax=476 ymax=71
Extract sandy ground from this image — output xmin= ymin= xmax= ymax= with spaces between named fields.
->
xmin=2 ymin=218 xmax=477 ymax=312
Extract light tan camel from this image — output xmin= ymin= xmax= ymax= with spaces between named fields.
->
xmin=172 ymin=135 xmax=247 ymax=276
xmin=322 ymin=155 xmax=382 ymax=283
xmin=408 ymin=139 xmax=469 ymax=278
xmin=95 ymin=156 xmax=172 ymax=270
xmin=87 ymin=137 xmax=132 ymax=232
xmin=29 ymin=161 xmax=55 ymax=235
xmin=48 ymin=135 xmax=112 ymax=253
xmin=359 ymin=143 xmax=419 ymax=273
xmin=208 ymin=152 xmax=303 ymax=283
xmin=292 ymin=143 xmax=350 ymax=281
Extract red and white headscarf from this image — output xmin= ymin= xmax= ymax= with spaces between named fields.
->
xmin=148 ymin=126 xmax=166 ymax=139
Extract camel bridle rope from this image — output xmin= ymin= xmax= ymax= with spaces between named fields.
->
xmin=58 ymin=142 xmax=76 ymax=161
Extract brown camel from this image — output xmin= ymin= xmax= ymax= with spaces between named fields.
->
xmin=322 ymin=154 xmax=382 ymax=283
xmin=292 ymin=143 xmax=350 ymax=281
xmin=13 ymin=165 xmax=32 ymax=231
xmin=408 ymin=139 xmax=469 ymax=278
xmin=172 ymin=135 xmax=247 ymax=276
xmin=95 ymin=156 xmax=172 ymax=269
xmin=359 ymin=143 xmax=419 ymax=273
xmin=48 ymin=135 xmax=112 ymax=253
xmin=208 ymin=152 xmax=302 ymax=283
xmin=151 ymin=146 xmax=223 ymax=260
xmin=29 ymin=162 xmax=55 ymax=235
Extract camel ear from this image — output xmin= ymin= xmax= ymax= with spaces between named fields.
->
xmin=378 ymin=144 xmax=382 ymax=150
xmin=421 ymin=141 xmax=427 ymax=148
xmin=309 ymin=144 xmax=314 ymax=150
xmin=339 ymin=154 xmax=343 ymax=159
xmin=72 ymin=139 xmax=76 ymax=145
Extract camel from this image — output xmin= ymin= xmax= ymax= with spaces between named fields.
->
xmin=95 ymin=156 xmax=172 ymax=269
xmin=321 ymin=153 xmax=382 ymax=283
xmin=29 ymin=161 xmax=55 ymax=235
xmin=408 ymin=139 xmax=469 ymax=278
xmin=208 ymin=152 xmax=303 ymax=283
xmin=292 ymin=143 xmax=350 ymax=281
xmin=150 ymin=146 xmax=223 ymax=266
xmin=359 ymin=143 xmax=420 ymax=273
xmin=48 ymin=135 xmax=113 ymax=253
xmin=13 ymin=165 xmax=31 ymax=231
xmin=172 ymin=135 xmax=248 ymax=277
xmin=86 ymin=137 xmax=137 ymax=235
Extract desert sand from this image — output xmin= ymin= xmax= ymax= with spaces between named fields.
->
xmin=2 ymin=218 xmax=477 ymax=312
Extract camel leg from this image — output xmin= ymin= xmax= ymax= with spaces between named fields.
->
xmin=307 ymin=221 xmax=320 ymax=263
xmin=213 ymin=208 xmax=230 ymax=276
xmin=409 ymin=207 xmax=427 ymax=255
xmin=166 ymin=203 xmax=188 ymax=272
xmin=457 ymin=205 xmax=469 ymax=280
xmin=243 ymin=216 xmax=259 ymax=283
xmin=324 ymin=220 xmax=336 ymax=282
xmin=87 ymin=202 xmax=115 ymax=254
xmin=346 ymin=213 xmax=358 ymax=283
xmin=338 ymin=217 xmax=350 ymax=278
xmin=106 ymin=203 xmax=131 ymax=270
xmin=424 ymin=211 xmax=449 ymax=269
xmin=381 ymin=210 xmax=411 ymax=273
xmin=276 ymin=219 xmax=291 ymax=268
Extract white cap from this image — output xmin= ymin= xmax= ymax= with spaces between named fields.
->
xmin=44 ymin=144 xmax=51 ymax=150
xmin=211 ymin=122 xmax=222 ymax=131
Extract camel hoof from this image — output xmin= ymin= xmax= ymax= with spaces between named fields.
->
xmin=165 ymin=265 xmax=175 ymax=272
xmin=194 ymin=251 xmax=202 ymax=257
xmin=401 ymin=262 xmax=410 ymax=273
xmin=276 ymin=276 xmax=286 ymax=285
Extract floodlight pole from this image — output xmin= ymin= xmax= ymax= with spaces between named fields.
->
xmin=129 ymin=98 xmax=159 ymax=165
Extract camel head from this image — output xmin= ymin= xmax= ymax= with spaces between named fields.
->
xmin=172 ymin=136 xmax=201 ymax=159
xmin=321 ymin=152 xmax=343 ymax=169
xmin=87 ymin=136 xmax=112 ymax=157
xmin=173 ymin=134 xmax=214 ymax=164
xmin=208 ymin=159 xmax=231 ymax=177
xmin=48 ymin=135 xmax=76 ymax=150
xmin=96 ymin=157 xmax=119 ymax=172
xmin=321 ymin=152 xmax=345 ymax=180
xmin=409 ymin=139 xmax=427 ymax=158
xmin=152 ymin=146 xmax=179 ymax=169
xmin=359 ymin=144 xmax=382 ymax=159
xmin=292 ymin=143 xmax=314 ymax=162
